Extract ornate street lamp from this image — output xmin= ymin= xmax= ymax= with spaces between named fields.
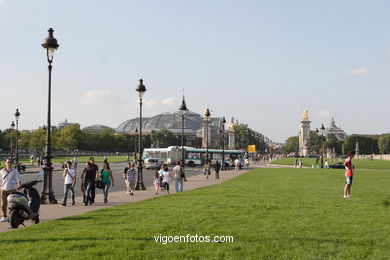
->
xmin=134 ymin=128 xmax=138 ymax=155
xmin=135 ymin=79 xmax=146 ymax=190
xmin=179 ymin=96 xmax=188 ymax=169
xmin=204 ymin=108 xmax=211 ymax=164
xmin=41 ymin=28 xmax=59 ymax=204
xmin=14 ymin=109 xmax=20 ymax=168
xmin=320 ymin=123 xmax=325 ymax=168
xmin=10 ymin=121 xmax=15 ymax=163
xmin=220 ymin=117 xmax=226 ymax=172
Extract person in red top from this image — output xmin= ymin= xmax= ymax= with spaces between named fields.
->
xmin=344 ymin=150 xmax=356 ymax=198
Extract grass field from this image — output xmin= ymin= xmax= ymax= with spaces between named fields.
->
xmin=19 ymin=156 xmax=131 ymax=164
xmin=271 ymin=157 xmax=390 ymax=170
xmin=1 ymin=167 xmax=389 ymax=259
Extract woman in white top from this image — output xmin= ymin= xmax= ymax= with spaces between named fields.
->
xmin=61 ymin=161 xmax=77 ymax=206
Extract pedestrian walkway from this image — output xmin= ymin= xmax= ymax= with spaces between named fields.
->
xmin=0 ymin=167 xmax=251 ymax=233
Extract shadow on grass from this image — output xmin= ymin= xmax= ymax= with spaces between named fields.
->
xmin=0 ymin=236 xmax=152 ymax=244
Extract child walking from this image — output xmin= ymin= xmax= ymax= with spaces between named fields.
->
xmin=153 ymin=171 xmax=161 ymax=195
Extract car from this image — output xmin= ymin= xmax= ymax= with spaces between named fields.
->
xmin=329 ymin=162 xmax=345 ymax=169
xmin=145 ymin=158 xmax=163 ymax=170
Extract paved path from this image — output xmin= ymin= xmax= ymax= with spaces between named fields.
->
xmin=0 ymin=166 xmax=253 ymax=233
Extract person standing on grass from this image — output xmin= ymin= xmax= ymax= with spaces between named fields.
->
xmin=344 ymin=150 xmax=356 ymax=198
xmin=61 ymin=161 xmax=76 ymax=206
xmin=123 ymin=162 xmax=137 ymax=196
xmin=153 ymin=171 xmax=161 ymax=195
xmin=99 ymin=161 xmax=114 ymax=203
xmin=0 ymin=158 xmax=21 ymax=222
xmin=173 ymin=161 xmax=184 ymax=192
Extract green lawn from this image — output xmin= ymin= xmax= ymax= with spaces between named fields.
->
xmin=19 ymin=156 xmax=131 ymax=164
xmin=271 ymin=158 xmax=390 ymax=170
xmin=1 ymin=168 xmax=390 ymax=259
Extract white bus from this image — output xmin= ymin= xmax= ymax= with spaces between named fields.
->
xmin=142 ymin=146 xmax=245 ymax=167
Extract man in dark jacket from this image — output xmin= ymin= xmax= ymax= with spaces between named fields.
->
xmin=214 ymin=161 xmax=221 ymax=179
xmin=82 ymin=157 xmax=99 ymax=205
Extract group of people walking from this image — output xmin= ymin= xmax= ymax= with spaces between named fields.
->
xmin=153 ymin=162 xmax=187 ymax=195
xmin=61 ymin=158 xmax=189 ymax=206
xmin=62 ymin=157 xmax=115 ymax=206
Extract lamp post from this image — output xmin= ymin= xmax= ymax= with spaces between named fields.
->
xmin=135 ymin=79 xmax=146 ymax=190
xmin=320 ymin=124 xmax=325 ymax=168
xmin=179 ymin=96 xmax=188 ymax=169
xmin=204 ymin=108 xmax=211 ymax=164
xmin=10 ymin=121 xmax=15 ymax=162
xmin=14 ymin=109 xmax=20 ymax=167
xmin=220 ymin=117 xmax=226 ymax=171
xmin=134 ymin=128 xmax=138 ymax=159
xmin=315 ymin=128 xmax=320 ymax=167
xmin=41 ymin=28 xmax=59 ymax=204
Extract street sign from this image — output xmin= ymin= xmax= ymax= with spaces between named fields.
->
xmin=247 ymin=145 xmax=256 ymax=153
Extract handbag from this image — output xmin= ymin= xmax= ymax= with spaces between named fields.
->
xmin=96 ymin=179 xmax=104 ymax=189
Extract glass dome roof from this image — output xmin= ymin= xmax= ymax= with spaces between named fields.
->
xmin=116 ymin=110 xmax=205 ymax=134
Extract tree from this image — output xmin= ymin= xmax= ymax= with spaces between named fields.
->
xmin=323 ymin=134 xmax=342 ymax=155
xmin=282 ymin=136 xmax=299 ymax=153
xmin=342 ymin=135 xmax=379 ymax=155
xmin=19 ymin=131 xmax=32 ymax=150
xmin=55 ymin=124 xmax=85 ymax=151
xmin=378 ymin=134 xmax=390 ymax=154
xmin=98 ymin=129 xmax=116 ymax=152
xmin=29 ymin=129 xmax=46 ymax=152
xmin=151 ymin=129 xmax=177 ymax=148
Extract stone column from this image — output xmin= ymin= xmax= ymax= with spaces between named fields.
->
xmin=228 ymin=130 xmax=235 ymax=150
xmin=299 ymin=119 xmax=311 ymax=157
xmin=202 ymin=117 xmax=211 ymax=148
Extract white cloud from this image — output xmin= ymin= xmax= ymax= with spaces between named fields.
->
xmin=81 ymin=90 xmax=112 ymax=105
xmin=161 ymin=97 xmax=176 ymax=105
xmin=346 ymin=66 xmax=368 ymax=76
xmin=317 ymin=110 xmax=330 ymax=118
xmin=122 ymin=96 xmax=177 ymax=116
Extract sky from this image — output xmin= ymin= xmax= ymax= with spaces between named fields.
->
xmin=0 ymin=0 xmax=389 ymax=143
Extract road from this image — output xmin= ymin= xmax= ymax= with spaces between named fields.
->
xmin=20 ymin=163 xmax=207 ymax=201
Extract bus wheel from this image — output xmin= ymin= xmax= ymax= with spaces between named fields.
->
xmin=188 ymin=161 xmax=195 ymax=167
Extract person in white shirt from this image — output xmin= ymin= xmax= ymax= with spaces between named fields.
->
xmin=172 ymin=161 xmax=184 ymax=192
xmin=73 ymin=156 xmax=78 ymax=169
xmin=61 ymin=161 xmax=76 ymax=206
xmin=234 ymin=159 xmax=240 ymax=171
xmin=160 ymin=165 xmax=171 ymax=195
xmin=0 ymin=158 xmax=21 ymax=222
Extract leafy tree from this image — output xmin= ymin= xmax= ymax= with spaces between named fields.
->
xmin=55 ymin=124 xmax=85 ymax=151
xmin=282 ymin=136 xmax=299 ymax=153
xmin=378 ymin=134 xmax=390 ymax=154
xmin=323 ymin=134 xmax=343 ymax=155
xmin=113 ymin=134 xmax=128 ymax=152
xmin=0 ymin=130 xmax=5 ymax=151
xmin=342 ymin=134 xmax=379 ymax=155
xmin=19 ymin=131 xmax=32 ymax=150
xmin=151 ymin=129 xmax=177 ymax=148
xmin=98 ymin=129 xmax=116 ymax=152
xmin=29 ymin=129 xmax=46 ymax=152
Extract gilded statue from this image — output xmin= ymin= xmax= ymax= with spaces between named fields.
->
xmin=302 ymin=109 xmax=309 ymax=121
xmin=228 ymin=117 xmax=235 ymax=131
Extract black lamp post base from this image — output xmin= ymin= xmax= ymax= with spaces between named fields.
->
xmin=41 ymin=193 xmax=57 ymax=204
xmin=135 ymin=182 xmax=146 ymax=190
